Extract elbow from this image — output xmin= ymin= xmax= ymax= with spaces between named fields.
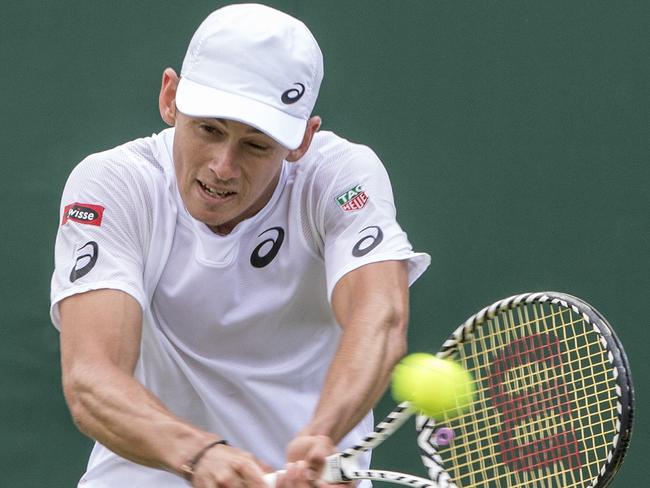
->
xmin=388 ymin=330 xmax=408 ymax=368
xmin=382 ymin=303 xmax=409 ymax=367
xmin=62 ymin=368 xmax=95 ymax=436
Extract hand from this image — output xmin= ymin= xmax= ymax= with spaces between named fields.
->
xmin=191 ymin=443 xmax=271 ymax=488
xmin=278 ymin=435 xmax=348 ymax=488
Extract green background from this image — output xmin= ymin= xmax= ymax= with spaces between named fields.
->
xmin=1 ymin=1 xmax=647 ymax=486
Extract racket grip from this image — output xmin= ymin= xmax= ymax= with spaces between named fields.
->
xmin=263 ymin=470 xmax=285 ymax=488
xmin=263 ymin=454 xmax=346 ymax=487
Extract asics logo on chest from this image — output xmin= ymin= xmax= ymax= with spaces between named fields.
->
xmin=250 ymin=227 xmax=285 ymax=268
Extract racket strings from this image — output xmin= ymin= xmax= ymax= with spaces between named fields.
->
xmin=444 ymin=386 xmax=616 ymax=456
xmin=424 ymin=302 xmax=620 ymax=487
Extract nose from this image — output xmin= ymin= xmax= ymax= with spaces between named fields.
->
xmin=208 ymin=143 xmax=241 ymax=181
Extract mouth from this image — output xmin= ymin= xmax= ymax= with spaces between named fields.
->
xmin=197 ymin=180 xmax=237 ymax=200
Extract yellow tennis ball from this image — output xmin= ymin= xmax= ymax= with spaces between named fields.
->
xmin=391 ymin=353 xmax=475 ymax=420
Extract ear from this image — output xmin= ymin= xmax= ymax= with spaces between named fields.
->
xmin=159 ymin=68 xmax=179 ymax=126
xmin=286 ymin=116 xmax=322 ymax=162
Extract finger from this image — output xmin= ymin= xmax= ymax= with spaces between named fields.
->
xmin=213 ymin=470 xmax=247 ymax=488
xmin=281 ymin=461 xmax=311 ymax=488
xmin=315 ymin=483 xmax=350 ymax=488
xmin=232 ymin=456 xmax=267 ymax=488
xmin=259 ymin=460 xmax=274 ymax=474
xmin=195 ymin=466 xmax=245 ymax=488
xmin=304 ymin=439 xmax=331 ymax=475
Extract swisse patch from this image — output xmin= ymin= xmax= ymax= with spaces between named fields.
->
xmin=62 ymin=203 xmax=105 ymax=226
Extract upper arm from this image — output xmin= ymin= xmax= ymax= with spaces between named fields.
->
xmin=51 ymin=155 xmax=152 ymax=401
xmin=331 ymin=260 xmax=409 ymax=336
xmin=60 ymin=289 xmax=143 ymax=386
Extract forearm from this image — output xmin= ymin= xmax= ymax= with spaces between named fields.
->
xmin=304 ymin=310 xmax=406 ymax=442
xmin=60 ymin=290 xmax=219 ymax=477
xmin=64 ymin=362 xmax=218 ymax=474
xmin=302 ymin=261 xmax=409 ymax=442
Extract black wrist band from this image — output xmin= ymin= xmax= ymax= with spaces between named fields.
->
xmin=180 ymin=439 xmax=229 ymax=481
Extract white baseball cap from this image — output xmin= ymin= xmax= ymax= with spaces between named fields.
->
xmin=175 ymin=3 xmax=324 ymax=150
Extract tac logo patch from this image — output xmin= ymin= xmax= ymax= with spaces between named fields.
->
xmin=336 ymin=184 xmax=369 ymax=212
xmin=62 ymin=203 xmax=105 ymax=226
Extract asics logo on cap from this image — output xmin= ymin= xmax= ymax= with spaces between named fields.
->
xmin=281 ymin=83 xmax=305 ymax=104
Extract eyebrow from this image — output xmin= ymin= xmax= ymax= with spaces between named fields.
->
xmin=212 ymin=118 xmax=263 ymax=135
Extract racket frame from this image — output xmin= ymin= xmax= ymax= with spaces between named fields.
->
xmin=418 ymin=292 xmax=634 ymax=488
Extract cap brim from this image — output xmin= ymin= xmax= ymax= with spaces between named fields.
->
xmin=175 ymin=78 xmax=306 ymax=150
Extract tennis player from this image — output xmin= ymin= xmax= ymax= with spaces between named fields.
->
xmin=51 ymin=4 xmax=430 ymax=487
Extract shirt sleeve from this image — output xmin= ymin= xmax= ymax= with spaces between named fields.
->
xmin=50 ymin=154 xmax=153 ymax=329
xmin=312 ymin=142 xmax=430 ymax=300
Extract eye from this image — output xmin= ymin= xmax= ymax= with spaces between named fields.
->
xmin=199 ymin=124 xmax=223 ymax=136
xmin=246 ymin=141 xmax=270 ymax=152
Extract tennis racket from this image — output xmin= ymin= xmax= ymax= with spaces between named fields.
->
xmin=265 ymin=291 xmax=634 ymax=488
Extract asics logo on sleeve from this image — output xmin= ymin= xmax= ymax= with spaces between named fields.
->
xmin=70 ymin=241 xmax=99 ymax=282
xmin=281 ymin=83 xmax=305 ymax=104
xmin=62 ymin=203 xmax=105 ymax=226
xmin=352 ymin=226 xmax=383 ymax=257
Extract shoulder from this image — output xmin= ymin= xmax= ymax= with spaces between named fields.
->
xmin=300 ymin=130 xmax=385 ymax=176
xmin=66 ymin=131 xmax=171 ymax=197
xmin=293 ymin=130 xmax=391 ymax=203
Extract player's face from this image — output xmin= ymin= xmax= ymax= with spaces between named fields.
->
xmin=172 ymin=114 xmax=290 ymax=234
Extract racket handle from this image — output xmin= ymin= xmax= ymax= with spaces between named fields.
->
xmin=263 ymin=455 xmax=347 ymax=487
xmin=263 ymin=470 xmax=285 ymax=488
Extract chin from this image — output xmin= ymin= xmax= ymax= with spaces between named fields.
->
xmin=196 ymin=211 xmax=224 ymax=228
xmin=184 ymin=202 xmax=214 ymax=224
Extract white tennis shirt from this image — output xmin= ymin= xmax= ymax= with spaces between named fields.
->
xmin=51 ymin=128 xmax=430 ymax=487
